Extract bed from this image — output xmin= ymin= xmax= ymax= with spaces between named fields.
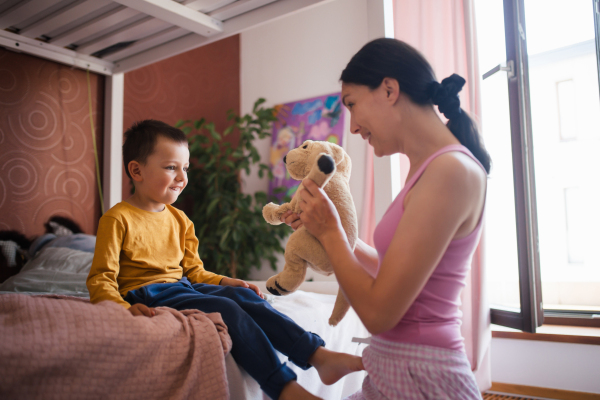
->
xmin=0 ymin=234 xmax=369 ymax=399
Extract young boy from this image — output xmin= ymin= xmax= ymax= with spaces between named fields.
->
xmin=87 ymin=120 xmax=363 ymax=400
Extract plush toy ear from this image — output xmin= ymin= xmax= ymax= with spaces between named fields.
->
xmin=328 ymin=143 xmax=345 ymax=165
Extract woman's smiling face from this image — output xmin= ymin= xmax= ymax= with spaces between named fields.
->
xmin=341 ymin=81 xmax=400 ymax=157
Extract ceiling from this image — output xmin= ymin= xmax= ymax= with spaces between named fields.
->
xmin=0 ymin=0 xmax=328 ymax=75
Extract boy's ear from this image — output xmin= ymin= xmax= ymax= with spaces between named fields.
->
xmin=128 ymin=161 xmax=143 ymax=182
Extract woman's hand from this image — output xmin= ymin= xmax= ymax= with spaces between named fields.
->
xmin=298 ymin=178 xmax=345 ymax=243
xmin=220 ymin=276 xmax=265 ymax=299
xmin=280 ymin=211 xmax=303 ymax=230
xmin=129 ymin=303 xmax=155 ymax=317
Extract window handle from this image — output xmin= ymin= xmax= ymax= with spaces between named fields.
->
xmin=482 ymin=60 xmax=515 ymax=80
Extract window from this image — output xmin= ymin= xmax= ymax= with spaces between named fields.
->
xmin=475 ymin=0 xmax=600 ymax=331
xmin=564 ymin=187 xmax=584 ymax=264
xmin=556 ymin=80 xmax=576 ymax=141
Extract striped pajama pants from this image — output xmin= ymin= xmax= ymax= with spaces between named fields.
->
xmin=345 ymin=336 xmax=482 ymax=400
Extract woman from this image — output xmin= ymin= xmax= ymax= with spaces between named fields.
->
xmin=282 ymin=38 xmax=489 ymax=399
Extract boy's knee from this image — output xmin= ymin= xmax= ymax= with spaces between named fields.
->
xmin=222 ymin=285 xmax=252 ymax=296
xmin=217 ymin=295 xmax=239 ymax=309
xmin=230 ymin=286 xmax=263 ymax=302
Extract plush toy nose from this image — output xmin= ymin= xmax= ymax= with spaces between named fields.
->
xmin=283 ymin=155 xmax=287 ymax=164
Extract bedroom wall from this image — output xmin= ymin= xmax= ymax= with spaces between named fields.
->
xmin=240 ymin=0 xmax=371 ymax=281
xmin=121 ymin=35 xmax=240 ymax=198
xmin=491 ymin=338 xmax=600 ymax=393
xmin=0 ymin=47 xmax=104 ymax=237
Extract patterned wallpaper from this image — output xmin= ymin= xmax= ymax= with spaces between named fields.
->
xmin=122 ymin=34 xmax=240 ymax=198
xmin=0 ymin=47 xmax=104 ymax=237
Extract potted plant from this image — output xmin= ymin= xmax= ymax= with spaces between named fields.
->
xmin=175 ymin=99 xmax=291 ymax=279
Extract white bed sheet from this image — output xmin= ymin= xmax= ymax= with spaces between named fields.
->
xmin=227 ymin=281 xmax=370 ymax=399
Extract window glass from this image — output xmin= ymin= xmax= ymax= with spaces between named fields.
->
xmin=475 ymin=0 xmax=521 ymax=311
xmin=524 ymin=0 xmax=600 ymax=312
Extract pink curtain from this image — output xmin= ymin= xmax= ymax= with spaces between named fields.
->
xmin=359 ymin=146 xmax=376 ymax=247
xmin=388 ymin=0 xmax=492 ymax=390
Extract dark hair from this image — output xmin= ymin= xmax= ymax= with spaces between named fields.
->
xmin=123 ymin=120 xmax=187 ymax=179
xmin=340 ymin=38 xmax=491 ymax=173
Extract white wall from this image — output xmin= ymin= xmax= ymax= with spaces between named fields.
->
xmin=240 ymin=0 xmax=371 ymax=280
xmin=491 ymin=338 xmax=600 ymax=393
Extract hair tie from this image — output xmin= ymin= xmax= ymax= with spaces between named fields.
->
xmin=429 ymin=73 xmax=466 ymax=120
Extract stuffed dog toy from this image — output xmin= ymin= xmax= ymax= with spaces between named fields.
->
xmin=262 ymin=140 xmax=358 ymax=326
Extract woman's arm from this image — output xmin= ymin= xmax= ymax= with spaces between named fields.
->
xmin=299 ymin=153 xmax=484 ymax=334
xmin=353 ymin=238 xmax=379 ymax=277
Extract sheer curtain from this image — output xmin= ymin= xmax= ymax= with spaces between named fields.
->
xmin=358 ymin=0 xmax=491 ymax=390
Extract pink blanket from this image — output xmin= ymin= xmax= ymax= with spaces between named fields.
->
xmin=0 ymin=294 xmax=232 ymax=400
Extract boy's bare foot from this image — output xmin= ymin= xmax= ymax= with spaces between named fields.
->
xmin=279 ymin=380 xmax=323 ymax=400
xmin=308 ymin=347 xmax=364 ymax=385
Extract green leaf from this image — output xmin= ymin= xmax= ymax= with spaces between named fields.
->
xmin=219 ymin=228 xmax=231 ymax=248
xmin=194 ymin=119 xmax=205 ymax=130
xmin=207 ymin=197 xmax=220 ymax=214
xmin=210 ymin=130 xmax=222 ymax=141
xmin=224 ymin=160 xmax=235 ymax=169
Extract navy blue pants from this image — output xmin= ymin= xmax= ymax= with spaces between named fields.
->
xmin=124 ymin=277 xmax=325 ymax=400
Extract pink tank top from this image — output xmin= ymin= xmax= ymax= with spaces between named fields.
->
xmin=372 ymin=145 xmax=486 ymax=352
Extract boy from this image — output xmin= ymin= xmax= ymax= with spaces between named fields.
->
xmin=87 ymin=120 xmax=362 ymax=400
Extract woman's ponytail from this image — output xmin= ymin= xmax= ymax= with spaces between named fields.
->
xmin=430 ymin=74 xmax=491 ymax=173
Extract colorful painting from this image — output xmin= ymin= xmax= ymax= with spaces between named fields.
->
xmin=268 ymin=93 xmax=345 ymax=201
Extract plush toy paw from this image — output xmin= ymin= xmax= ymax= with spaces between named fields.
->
xmin=328 ymin=315 xmax=342 ymax=327
xmin=266 ymin=276 xmax=292 ymax=296
xmin=328 ymin=290 xmax=351 ymax=326
xmin=263 ymin=202 xmax=283 ymax=225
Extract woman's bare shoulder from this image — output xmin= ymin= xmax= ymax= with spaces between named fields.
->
xmin=424 ymin=151 xmax=486 ymax=189
xmin=405 ymin=151 xmax=485 ymax=216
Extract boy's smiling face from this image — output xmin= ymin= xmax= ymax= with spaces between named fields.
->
xmin=129 ymin=136 xmax=190 ymax=212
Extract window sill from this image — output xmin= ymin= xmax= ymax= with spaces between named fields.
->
xmin=492 ymin=324 xmax=600 ymax=345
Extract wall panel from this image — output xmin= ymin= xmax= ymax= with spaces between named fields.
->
xmin=0 ymin=48 xmax=104 ymax=236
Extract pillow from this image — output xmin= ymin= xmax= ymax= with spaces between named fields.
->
xmin=29 ymin=234 xmax=96 ymax=258
xmin=21 ymin=247 xmax=93 ymax=274
xmin=0 ymin=247 xmax=93 ymax=296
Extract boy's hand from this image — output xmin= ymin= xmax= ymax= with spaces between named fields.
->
xmin=129 ymin=303 xmax=156 ymax=317
xmin=220 ymin=277 xmax=265 ymax=299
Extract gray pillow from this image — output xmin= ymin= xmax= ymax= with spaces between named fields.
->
xmin=0 ymin=247 xmax=93 ymax=296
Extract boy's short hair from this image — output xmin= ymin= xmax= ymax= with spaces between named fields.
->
xmin=123 ymin=120 xmax=187 ymax=179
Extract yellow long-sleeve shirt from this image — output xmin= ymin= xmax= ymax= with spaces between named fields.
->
xmin=87 ymin=201 xmax=224 ymax=308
